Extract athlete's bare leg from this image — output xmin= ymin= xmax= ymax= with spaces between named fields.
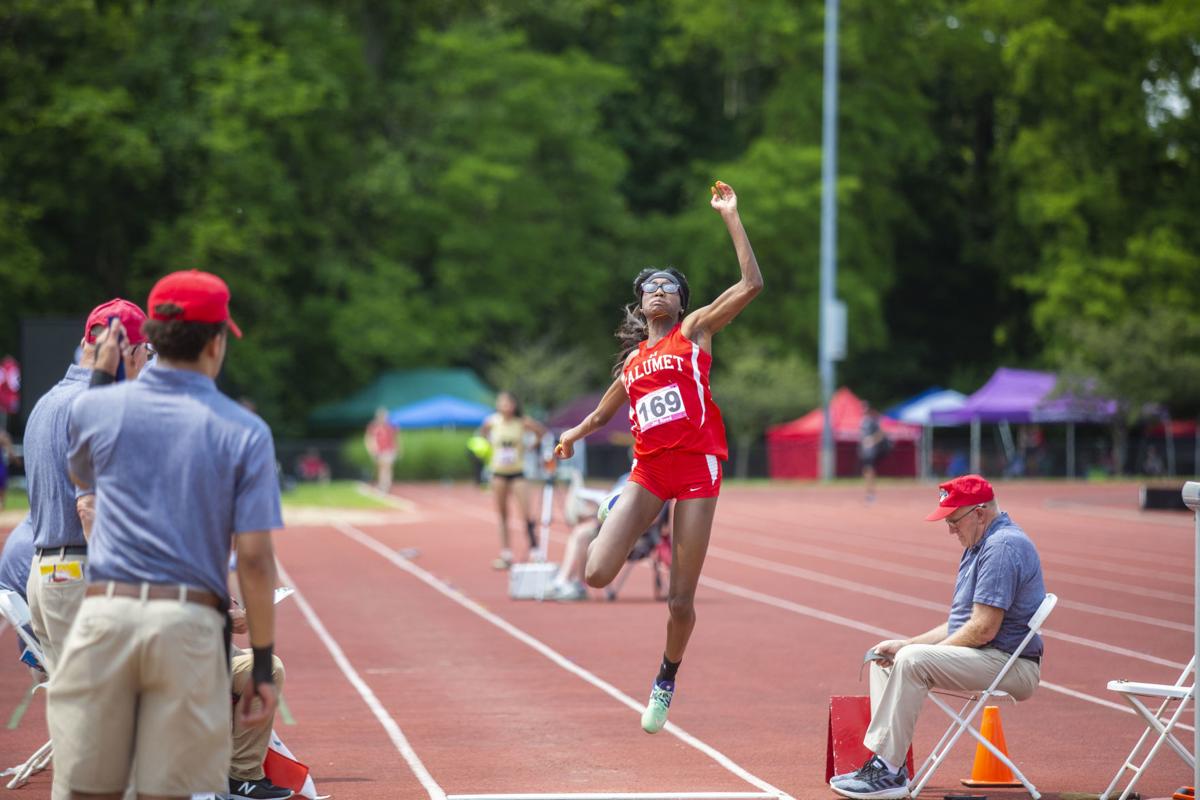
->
xmin=491 ymin=476 xmax=512 ymax=553
xmin=557 ymin=520 xmax=596 ymax=584
xmin=584 ymin=482 xmax=665 ymax=587
xmin=663 ymin=496 xmax=717 ymax=661
xmin=512 ymin=477 xmax=537 ymax=551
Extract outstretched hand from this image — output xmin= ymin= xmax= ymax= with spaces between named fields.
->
xmin=710 ymin=180 xmax=737 ymax=215
xmin=554 ymin=436 xmax=576 ymax=460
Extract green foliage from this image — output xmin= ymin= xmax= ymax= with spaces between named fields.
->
xmin=486 ymin=341 xmax=602 ymax=417
xmin=1057 ymin=309 xmax=1200 ymax=422
xmin=343 ymin=429 xmax=477 ymax=481
xmin=2 ymin=0 xmax=1198 ymax=442
xmin=714 ymin=336 xmax=820 ymax=439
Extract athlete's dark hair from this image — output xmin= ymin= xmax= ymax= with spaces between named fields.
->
xmin=613 ymin=267 xmax=690 ymax=375
xmin=142 ymin=303 xmax=226 ymax=361
xmin=497 ymin=390 xmax=523 ymax=418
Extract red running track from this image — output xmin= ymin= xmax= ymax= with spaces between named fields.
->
xmin=1 ymin=480 xmax=1195 ymax=799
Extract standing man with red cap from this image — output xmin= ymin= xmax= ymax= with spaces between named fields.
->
xmin=48 ymin=270 xmax=282 ymax=799
xmin=23 ymin=298 xmax=149 ymax=675
xmin=831 ymin=475 xmax=1046 ymax=800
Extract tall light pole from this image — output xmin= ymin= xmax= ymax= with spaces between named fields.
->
xmin=818 ymin=0 xmax=842 ymax=480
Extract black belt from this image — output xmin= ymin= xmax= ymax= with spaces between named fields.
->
xmin=36 ymin=545 xmax=88 ymax=557
xmin=1019 ymin=654 xmax=1041 ymax=665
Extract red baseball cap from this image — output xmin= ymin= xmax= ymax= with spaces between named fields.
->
xmin=925 ymin=474 xmax=995 ymax=521
xmin=147 ymin=270 xmax=242 ymax=338
xmin=85 ymin=299 xmax=148 ymax=346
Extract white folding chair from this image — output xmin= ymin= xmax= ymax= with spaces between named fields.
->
xmin=1100 ymin=657 xmax=1195 ymax=800
xmin=909 ymin=592 xmax=1058 ymax=799
xmin=0 ymin=589 xmax=54 ymax=790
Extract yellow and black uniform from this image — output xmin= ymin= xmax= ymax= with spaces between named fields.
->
xmin=488 ymin=415 xmax=527 ymax=480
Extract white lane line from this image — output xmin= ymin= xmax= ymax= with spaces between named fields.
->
xmin=275 ymin=561 xmax=448 ymax=800
xmin=733 ymin=526 xmax=1195 ymax=590
xmin=448 ymin=794 xmax=778 ymax=799
xmin=698 ymin=577 xmax=1194 ymax=731
xmin=703 ymin=546 xmax=1192 ymax=663
xmin=334 ymin=521 xmax=794 ymax=800
xmin=725 ymin=500 xmax=1193 ymax=575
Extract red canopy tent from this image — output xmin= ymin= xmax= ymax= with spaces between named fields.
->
xmin=767 ymin=388 xmax=921 ymax=479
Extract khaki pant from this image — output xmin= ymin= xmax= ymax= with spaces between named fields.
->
xmin=230 ymin=646 xmax=286 ymax=781
xmin=47 ymin=592 xmax=230 ymax=796
xmin=864 ymin=644 xmax=1040 ymax=767
xmin=25 ymin=551 xmax=88 ymax=675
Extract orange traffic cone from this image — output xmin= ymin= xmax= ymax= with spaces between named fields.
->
xmin=961 ymin=705 xmax=1023 ymax=788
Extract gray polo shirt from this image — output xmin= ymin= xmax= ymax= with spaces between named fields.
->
xmin=0 ymin=516 xmax=34 ymax=599
xmin=67 ymin=365 xmax=283 ymax=597
xmin=24 ymin=365 xmax=92 ymax=549
xmin=947 ymin=511 xmax=1045 ymax=658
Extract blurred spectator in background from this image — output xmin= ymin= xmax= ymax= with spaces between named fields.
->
xmin=296 ymin=448 xmax=331 ymax=484
xmin=365 ymin=407 xmax=401 ymax=493
xmin=1142 ymin=444 xmax=1165 ymax=477
xmin=859 ymin=403 xmax=888 ymax=503
xmin=0 ymin=355 xmax=19 ymax=428
xmin=481 ymin=392 xmax=546 ymax=570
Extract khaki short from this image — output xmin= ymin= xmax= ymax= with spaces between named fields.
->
xmin=47 ymin=592 xmax=231 ymax=796
xmin=25 ymin=551 xmax=88 ymax=675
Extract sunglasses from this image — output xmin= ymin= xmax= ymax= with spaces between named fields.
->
xmin=641 ymin=280 xmax=681 ymax=295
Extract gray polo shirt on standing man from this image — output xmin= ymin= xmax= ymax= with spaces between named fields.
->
xmin=23 ymin=364 xmax=92 ymax=673
xmin=67 ymin=365 xmax=282 ymax=596
xmin=25 ymin=365 xmax=92 ymax=550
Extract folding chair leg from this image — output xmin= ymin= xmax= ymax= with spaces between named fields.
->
xmin=911 ymin=696 xmax=973 ymax=789
xmin=5 ymin=740 xmax=53 ymax=789
xmin=910 ymin=695 xmax=990 ymax=798
xmin=1102 ymin=694 xmax=1195 ymax=800
xmin=605 ymin=560 xmax=637 ymax=601
xmin=912 ymin=694 xmax=1040 ymax=799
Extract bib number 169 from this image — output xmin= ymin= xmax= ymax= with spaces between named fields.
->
xmin=636 ymin=384 xmax=687 ymax=431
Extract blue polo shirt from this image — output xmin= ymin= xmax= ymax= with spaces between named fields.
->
xmin=67 ymin=365 xmax=283 ymax=597
xmin=947 ymin=511 xmax=1045 ymax=658
xmin=24 ymin=365 xmax=92 ymax=549
xmin=0 ymin=516 xmax=34 ymax=599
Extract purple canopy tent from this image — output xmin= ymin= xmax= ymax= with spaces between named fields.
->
xmin=929 ymin=368 xmax=1116 ymax=476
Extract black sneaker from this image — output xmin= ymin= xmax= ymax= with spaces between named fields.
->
xmin=829 ymin=755 xmax=909 ymax=799
xmin=228 ymin=777 xmax=294 ymax=800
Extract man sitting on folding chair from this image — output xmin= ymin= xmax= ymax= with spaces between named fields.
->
xmin=831 ymin=475 xmax=1046 ymax=800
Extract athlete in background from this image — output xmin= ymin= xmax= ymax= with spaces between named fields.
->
xmin=481 ymin=392 xmax=546 ymax=570
xmin=555 ymin=180 xmax=763 ymax=733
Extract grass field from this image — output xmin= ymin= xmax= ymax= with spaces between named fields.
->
xmin=1 ymin=488 xmax=28 ymax=512
xmin=281 ymin=480 xmax=394 ymax=509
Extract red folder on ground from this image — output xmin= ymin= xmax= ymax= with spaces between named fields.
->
xmin=264 ymin=747 xmax=310 ymax=794
xmin=826 ymin=695 xmax=915 ymax=782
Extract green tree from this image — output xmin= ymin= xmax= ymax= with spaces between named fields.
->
xmin=713 ymin=337 xmax=820 ymax=477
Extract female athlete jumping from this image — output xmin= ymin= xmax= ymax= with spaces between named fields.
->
xmin=555 ymin=180 xmax=762 ymax=733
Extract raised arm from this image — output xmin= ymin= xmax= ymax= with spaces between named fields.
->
xmin=681 ymin=181 xmax=763 ymax=348
xmin=554 ymin=377 xmax=629 ymax=459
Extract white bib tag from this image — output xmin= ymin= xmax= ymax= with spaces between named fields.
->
xmin=635 ymin=384 xmax=688 ymax=431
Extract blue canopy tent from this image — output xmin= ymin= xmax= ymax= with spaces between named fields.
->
xmin=885 ymin=387 xmax=968 ymax=479
xmin=387 ymin=395 xmax=493 ymax=429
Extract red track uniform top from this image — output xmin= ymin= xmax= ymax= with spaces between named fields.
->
xmin=621 ymin=323 xmax=728 ymax=461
